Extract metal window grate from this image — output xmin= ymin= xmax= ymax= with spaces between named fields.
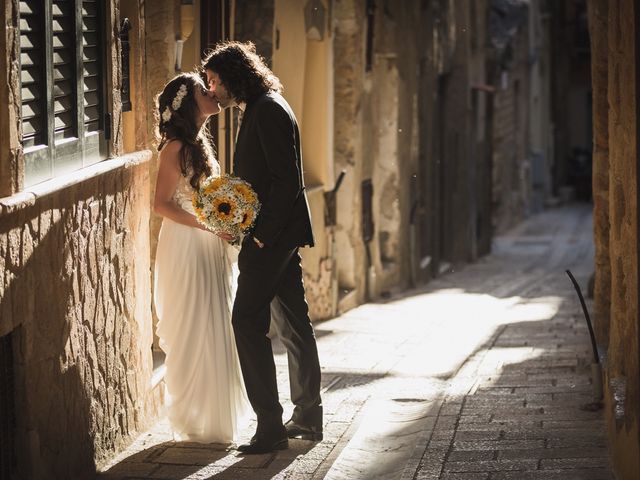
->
xmin=0 ymin=334 xmax=16 ymax=480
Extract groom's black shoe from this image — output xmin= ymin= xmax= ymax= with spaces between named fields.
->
xmin=285 ymin=419 xmax=323 ymax=441
xmin=237 ymin=428 xmax=289 ymax=454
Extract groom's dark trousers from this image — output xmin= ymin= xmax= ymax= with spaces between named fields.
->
xmin=233 ymin=238 xmax=321 ymax=430
xmin=231 ymin=90 xmax=322 ymax=433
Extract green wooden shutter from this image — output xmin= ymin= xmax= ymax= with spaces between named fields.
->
xmin=81 ymin=0 xmax=107 ymax=166
xmin=19 ymin=0 xmax=108 ymax=188
xmin=19 ymin=1 xmax=46 ymax=148
xmin=52 ymin=0 xmax=77 ymax=141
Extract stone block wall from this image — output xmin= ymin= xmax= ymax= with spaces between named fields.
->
xmin=589 ymin=0 xmax=640 ymax=478
xmin=0 ymin=0 xmax=22 ymax=197
xmin=489 ymin=7 xmax=531 ymax=234
xmin=587 ymin=0 xmax=611 ymax=349
xmin=333 ymin=0 xmax=495 ymax=300
xmin=333 ymin=0 xmax=367 ymax=303
xmin=0 ymin=153 xmax=156 ymax=479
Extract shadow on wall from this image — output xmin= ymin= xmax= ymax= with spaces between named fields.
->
xmin=0 ymin=168 xmax=144 ymax=479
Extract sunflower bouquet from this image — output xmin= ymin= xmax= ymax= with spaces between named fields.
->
xmin=192 ymin=174 xmax=261 ymax=238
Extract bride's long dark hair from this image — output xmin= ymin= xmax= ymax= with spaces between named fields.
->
xmin=156 ymin=73 xmax=214 ymax=189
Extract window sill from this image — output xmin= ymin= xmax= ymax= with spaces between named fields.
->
xmin=0 ymin=150 xmax=152 ymax=216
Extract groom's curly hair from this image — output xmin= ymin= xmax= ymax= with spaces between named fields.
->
xmin=201 ymin=41 xmax=283 ymax=104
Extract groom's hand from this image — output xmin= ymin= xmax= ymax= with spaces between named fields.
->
xmin=253 ymin=237 xmax=265 ymax=249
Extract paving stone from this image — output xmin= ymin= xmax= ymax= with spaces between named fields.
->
xmin=443 ymin=459 xmax=539 ymax=473
xmin=541 ymin=419 xmax=605 ymax=429
xmin=498 ymin=447 xmax=609 ymax=460
xmin=447 ymin=450 xmax=496 ymax=462
xmin=458 ymin=414 xmax=493 ymax=424
xmin=101 ymin=462 xmax=158 ymax=477
xmin=502 ymin=428 xmax=605 ymax=441
xmin=146 ymin=464 xmax=209 ymax=479
xmin=546 ymin=436 xmax=607 ymax=449
xmin=454 ymin=430 xmax=503 ymax=442
xmin=153 ymin=447 xmax=221 ymax=466
xmin=540 ymin=457 xmax=611 ymax=470
xmin=441 ymin=474 xmax=491 ymax=480
xmin=489 ymin=469 xmax=613 ymax=480
xmin=453 ymin=440 xmax=546 ymax=451
xmin=440 ymin=402 xmax=465 ymax=416
xmin=457 ymin=421 xmax=542 ymax=432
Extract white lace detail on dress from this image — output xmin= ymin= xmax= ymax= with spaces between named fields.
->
xmin=172 ymin=160 xmax=221 ymax=214
xmin=172 ymin=174 xmax=197 ymax=214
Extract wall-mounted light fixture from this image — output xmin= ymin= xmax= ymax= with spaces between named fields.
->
xmin=304 ymin=0 xmax=326 ymax=41
xmin=175 ymin=0 xmax=195 ymax=71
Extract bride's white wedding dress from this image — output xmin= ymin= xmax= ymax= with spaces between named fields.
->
xmin=154 ymin=165 xmax=250 ymax=443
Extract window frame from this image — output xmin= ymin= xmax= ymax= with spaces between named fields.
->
xmin=19 ymin=0 xmax=109 ymax=188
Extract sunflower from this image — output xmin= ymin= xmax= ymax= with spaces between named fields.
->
xmin=204 ymin=176 xmax=225 ymax=195
xmin=233 ymin=182 xmax=257 ymax=204
xmin=240 ymin=209 xmax=256 ymax=230
xmin=212 ymin=196 xmax=237 ymax=220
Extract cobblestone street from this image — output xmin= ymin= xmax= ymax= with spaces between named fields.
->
xmin=100 ymin=204 xmax=612 ymax=480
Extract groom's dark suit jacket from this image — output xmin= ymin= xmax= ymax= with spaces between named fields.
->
xmin=233 ymin=91 xmax=314 ymax=249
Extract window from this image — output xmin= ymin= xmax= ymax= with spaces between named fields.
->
xmin=19 ymin=0 xmax=108 ymax=187
xmin=365 ymin=0 xmax=375 ymax=72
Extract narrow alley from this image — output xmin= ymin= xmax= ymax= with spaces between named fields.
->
xmin=100 ymin=203 xmax=611 ymax=480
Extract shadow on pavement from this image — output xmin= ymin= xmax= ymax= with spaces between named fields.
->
xmin=98 ymin=438 xmax=316 ymax=479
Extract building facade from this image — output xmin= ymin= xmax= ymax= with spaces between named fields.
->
xmin=0 ymin=0 xmax=578 ymax=477
xmin=0 ymin=2 xmax=159 ymax=478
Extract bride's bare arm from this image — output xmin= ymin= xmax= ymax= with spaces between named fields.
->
xmin=153 ymin=140 xmax=206 ymax=230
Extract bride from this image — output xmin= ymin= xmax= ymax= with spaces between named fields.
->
xmin=153 ymin=72 xmax=249 ymax=443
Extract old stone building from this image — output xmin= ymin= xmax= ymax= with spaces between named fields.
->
xmin=0 ymin=1 xmax=342 ymax=477
xmin=334 ymin=0 xmax=497 ymax=307
xmin=0 ymin=1 xmax=163 ymax=478
xmin=588 ymin=0 xmax=640 ymax=478
xmin=0 ymin=0 xmax=596 ymax=478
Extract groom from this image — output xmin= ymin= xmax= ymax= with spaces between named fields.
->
xmin=202 ymin=41 xmax=323 ymax=454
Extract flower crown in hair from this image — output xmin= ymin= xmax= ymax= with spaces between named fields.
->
xmin=161 ymin=84 xmax=188 ymax=123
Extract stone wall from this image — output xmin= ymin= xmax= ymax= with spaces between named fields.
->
xmin=0 ymin=0 xmax=22 ymax=196
xmin=0 ymin=154 xmax=156 ymax=479
xmin=590 ymin=0 xmax=640 ymax=478
xmin=367 ymin=0 xmax=415 ymax=294
xmin=489 ymin=1 xmax=531 ymax=234
xmin=587 ymin=0 xmax=610 ymax=350
xmin=235 ymin=0 xmax=274 ymax=63
xmin=333 ymin=0 xmax=494 ymax=302
xmin=333 ymin=0 xmax=367 ymax=305
xmin=417 ymin=0 xmax=456 ymax=278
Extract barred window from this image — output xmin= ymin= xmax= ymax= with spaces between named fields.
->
xmin=19 ymin=0 xmax=108 ymax=188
